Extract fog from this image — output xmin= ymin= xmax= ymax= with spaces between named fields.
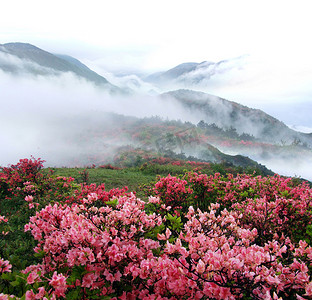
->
xmin=215 ymin=144 xmax=312 ymax=182
xmin=0 ymin=70 xmax=205 ymax=167
xmin=147 ymin=54 xmax=312 ymax=130
xmin=1 ymin=56 xmax=312 ymax=181
xmin=259 ymin=157 xmax=312 ymax=181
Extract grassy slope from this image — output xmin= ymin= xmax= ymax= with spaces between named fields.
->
xmin=45 ymin=158 xmax=272 ymax=200
xmin=45 ymin=167 xmax=156 ymax=198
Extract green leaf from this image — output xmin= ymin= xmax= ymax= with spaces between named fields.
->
xmin=10 ymin=280 xmax=20 ymax=287
xmin=34 ymin=250 xmax=46 ymax=259
xmin=1 ymin=272 xmax=14 ymax=280
xmin=106 ymin=198 xmax=118 ymax=208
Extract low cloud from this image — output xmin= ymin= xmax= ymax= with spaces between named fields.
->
xmin=150 ymin=54 xmax=312 ymax=129
xmin=97 ymin=71 xmax=161 ymax=95
xmin=0 ymin=51 xmax=61 ymax=77
xmin=1 ymin=56 xmax=312 ymax=181
xmin=0 ymin=70 xmax=205 ymax=167
xmin=258 ymin=157 xmax=312 ymax=182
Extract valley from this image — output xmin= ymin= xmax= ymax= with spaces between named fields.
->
xmin=1 ymin=42 xmax=312 ymax=180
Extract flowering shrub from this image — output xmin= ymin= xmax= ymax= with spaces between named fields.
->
xmin=153 ymin=174 xmax=193 ymax=213
xmin=98 ymin=164 xmax=122 ymax=170
xmin=23 ymin=194 xmax=164 ymax=298
xmin=0 ymin=157 xmax=45 ymax=197
xmin=151 ymin=172 xmax=312 ymax=244
xmin=18 ymin=195 xmax=312 ymax=299
xmin=1 ymin=158 xmax=312 ymax=299
xmin=66 ymin=183 xmax=130 ymax=205
xmin=0 ymin=159 xmax=81 ymax=272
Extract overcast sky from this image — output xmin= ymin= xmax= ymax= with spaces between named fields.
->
xmin=1 ymin=0 xmax=311 ymax=71
xmin=1 ymin=0 xmax=312 ymax=128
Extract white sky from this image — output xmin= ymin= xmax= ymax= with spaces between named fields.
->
xmin=1 ymin=0 xmax=311 ymax=71
xmin=1 ymin=0 xmax=312 ymax=127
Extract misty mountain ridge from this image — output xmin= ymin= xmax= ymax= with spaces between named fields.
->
xmin=145 ymin=62 xmax=204 ymax=82
xmin=1 ymin=42 xmax=312 ymax=179
xmin=0 ymin=42 xmax=310 ymax=145
xmin=0 ymin=42 xmax=123 ymax=94
xmin=38 ymin=110 xmax=274 ymax=175
xmin=146 ymin=56 xmax=248 ymax=88
xmin=162 ymin=89 xmax=312 ymax=146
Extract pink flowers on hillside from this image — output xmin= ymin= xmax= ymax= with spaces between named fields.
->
xmin=1 ymin=157 xmax=312 ymax=298
xmin=21 ymin=189 xmax=312 ymax=299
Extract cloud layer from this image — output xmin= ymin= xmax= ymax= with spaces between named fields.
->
xmin=0 ymin=69 xmax=204 ymax=167
xmin=146 ymin=54 xmax=312 ymax=129
xmin=1 ymin=55 xmax=312 ymax=180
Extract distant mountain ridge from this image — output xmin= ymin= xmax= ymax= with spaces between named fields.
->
xmin=146 ymin=56 xmax=247 ymax=88
xmin=1 ymin=42 xmax=310 ymax=146
xmin=0 ymin=42 xmax=123 ymax=94
xmin=146 ymin=62 xmax=203 ymax=82
xmin=162 ymin=89 xmax=312 ymax=146
xmin=1 ymin=42 xmax=312 ymax=179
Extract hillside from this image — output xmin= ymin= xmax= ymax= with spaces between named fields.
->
xmin=146 ymin=57 xmax=245 ymax=88
xmin=0 ymin=42 xmax=123 ymax=94
xmin=1 ymin=157 xmax=312 ymax=298
xmin=145 ymin=62 xmax=203 ymax=83
xmin=163 ymin=89 xmax=312 ymax=145
xmin=33 ymin=110 xmax=276 ymax=175
xmin=1 ymin=42 xmax=311 ymax=179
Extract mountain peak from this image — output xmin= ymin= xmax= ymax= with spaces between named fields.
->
xmin=2 ymin=43 xmax=45 ymax=55
xmin=3 ymin=42 xmax=40 ymax=49
xmin=0 ymin=42 xmax=125 ymax=94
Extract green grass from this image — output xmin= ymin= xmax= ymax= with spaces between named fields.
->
xmin=44 ymin=160 xmax=278 ymax=201
xmin=45 ymin=167 xmax=156 ymax=198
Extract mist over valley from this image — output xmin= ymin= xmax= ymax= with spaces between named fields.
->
xmin=1 ymin=42 xmax=312 ymax=181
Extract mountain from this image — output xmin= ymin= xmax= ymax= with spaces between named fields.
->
xmin=145 ymin=62 xmax=203 ymax=83
xmin=0 ymin=42 xmax=123 ymax=94
xmin=1 ymin=42 xmax=311 ymax=179
xmin=146 ymin=57 xmax=246 ymax=88
xmin=53 ymin=110 xmax=273 ymax=174
xmin=162 ymin=89 xmax=312 ymax=146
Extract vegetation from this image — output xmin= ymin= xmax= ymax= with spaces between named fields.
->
xmin=54 ymin=112 xmax=312 ymax=174
xmin=1 ymin=157 xmax=312 ymax=299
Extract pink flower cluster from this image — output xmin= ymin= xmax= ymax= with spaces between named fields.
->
xmin=23 ymin=194 xmax=164 ymax=298
xmin=21 ymin=190 xmax=312 ymax=299
xmin=0 ymin=158 xmax=44 ymax=195
xmin=0 ymin=259 xmax=12 ymax=274
xmin=0 ymin=216 xmax=8 ymax=224
xmin=153 ymin=172 xmax=312 ymax=244
xmin=25 ymin=195 xmax=39 ymax=209
xmin=153 ymin=174 xmax=192 ymax=213
xmin=2 ymin=158 xmax=312 ymax=299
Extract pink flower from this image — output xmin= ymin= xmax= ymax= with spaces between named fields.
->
xmin=196 ymin=259 xmax=205 ymax=274
xmin=157 ymin=228 xmax=172 ymax=241
xmin=36 ymin=287 xmax=46 ymax=299
xmin=27 ymin=271 xmax=40 ymax=284
xmin=82 ymin=273 xmax=98 ymax=288
xmin=148 ymin=196 xmax=160 ymax=204
xmin=0 ymin=216 xmax=8 ymax=223
xmin=0 ymin=259 xmax=12 ymax=273
xmin=25 ymin=290 xmax=36 ymax=300
xmin=49 ymin=272 xmax=67 ymax=297
xmin=165 ymin=228 xmax=172 ymax=239
xmin=114 ymin=271 xmax=122 ymax=282
xmin=25 ymin=195 xmax=33 ymax=202
xmin=305 ymin=281 xmax=312 ymax=296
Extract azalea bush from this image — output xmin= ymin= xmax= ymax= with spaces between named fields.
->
xmin=15 ymin=195 xmax=312 ymax=299
xmin=0 ymin=158 xmax=79 ymax=271
xmin=1 ymin=158 xmax=312 ymax=299
xmin=150 ymin=172 xmax=312 ymax=244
